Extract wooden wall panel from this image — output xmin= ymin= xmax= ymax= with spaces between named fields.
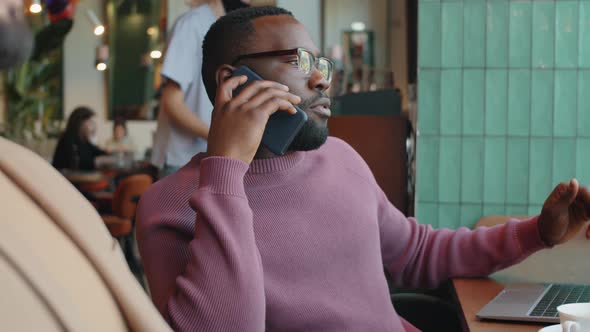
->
xmin=329 ymin=115 xmax=409 ymax=214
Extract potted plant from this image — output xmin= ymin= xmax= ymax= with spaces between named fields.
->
xmin=1 ymin=7 xmax=74 ymax=161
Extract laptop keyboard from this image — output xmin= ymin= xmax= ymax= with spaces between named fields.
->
xmin=529 ymin=284 xmax=590 ymax=318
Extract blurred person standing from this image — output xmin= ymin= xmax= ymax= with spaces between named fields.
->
xmin=0 ymin=0 xmax=34 ymax=69
xmin=52 ymin=107 xmax=106 ymax=171
xmin=151 ymin=0 xmax=250 ymax=178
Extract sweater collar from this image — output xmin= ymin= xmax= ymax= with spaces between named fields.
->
xmin=247 ymin=151 xmax=305 ymax=174
xmin=193 ymin=150 xmax=305 ymax=175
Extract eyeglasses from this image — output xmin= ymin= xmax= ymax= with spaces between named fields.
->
xmin=231 ymin=48 xmax=334 ymax=82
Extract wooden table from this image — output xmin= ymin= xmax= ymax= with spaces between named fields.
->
xmin=452 ymin=230 xmax=589 ymax=332
xmin=453 ymin=278 xmax=546 ymax=332
xmin=62 ymin=170 xmax=105 ymax=183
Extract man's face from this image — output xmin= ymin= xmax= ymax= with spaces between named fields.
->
xmin=236 ymin=16 xmax=331 ymax=152
xmin=0 ymin=0 xmax=33 ymax=70
xmin=81 ymin=118 xmax=97 ymax=141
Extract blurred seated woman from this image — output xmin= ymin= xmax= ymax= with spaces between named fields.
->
xmin=104 ymin=117 xmax=135 ymax=156
xmin=52 ymin=106 xmax=106 ymax=171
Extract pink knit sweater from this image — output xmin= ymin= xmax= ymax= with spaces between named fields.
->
xmin=137 ymin=137 xmax=547 ymax=331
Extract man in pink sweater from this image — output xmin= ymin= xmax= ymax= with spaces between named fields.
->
xmin=137 ymin=7 xmax=590 ymax=332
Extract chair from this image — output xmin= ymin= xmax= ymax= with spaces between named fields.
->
xmin=101 ymin=174 xmax=153 ymax=282
xmin=78 ymin=178 xmax=111 ymax=193
xmin=0 ymin=137 xmax=171 ymax=331
xmin=391 ymin=293 xmax=464 ymax=332
xmin=101 ymin=174 xmax=152 ymax=238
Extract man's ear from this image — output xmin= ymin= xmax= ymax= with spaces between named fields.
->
xmin=215 ymin=64 xmax=236 ymax=87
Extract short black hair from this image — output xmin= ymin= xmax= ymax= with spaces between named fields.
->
xmin=201 ymin=6 xmax=293 ymax=103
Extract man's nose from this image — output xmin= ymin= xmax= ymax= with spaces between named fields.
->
xmin=308 ymin=68 xmax=330 ymax=92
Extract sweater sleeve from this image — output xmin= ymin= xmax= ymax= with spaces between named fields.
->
xmin=378 ymin=192 xmax=548 ymax=289
xmin=140 ymin=157 xmax=265 ymax=331
xmin=89 ymin=142 xmax=107 ymax=157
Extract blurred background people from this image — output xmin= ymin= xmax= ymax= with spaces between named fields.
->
xmin=151 ymin=0 xmax=250 ymax=179
xmin=52 ymin=106 xmax=106 ymax=171
xmin=104 ymin=117 xmax=135 ymax=155
xmin=0 ymin=0 xmax=34 ymax=69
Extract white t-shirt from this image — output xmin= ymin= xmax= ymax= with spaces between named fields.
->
xmin=151 ymin=4 xmax=216 ymax=168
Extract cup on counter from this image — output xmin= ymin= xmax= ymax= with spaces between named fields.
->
xmin=557 ymin=303 xmax=590 ymax=332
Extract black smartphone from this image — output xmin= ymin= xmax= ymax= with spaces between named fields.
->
xmin=231 ymin=65 xmax=308 ymax=156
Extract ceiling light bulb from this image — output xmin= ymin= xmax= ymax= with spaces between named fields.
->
xmin=94 ymin=25 xmax=105 ymax=36
xmin=96 ymin=63 xmax=107 ymax=71
xmin=86 ymin=10 xmax=106 ymax=36
xmin=150 ymin=50 xmax=162 ymax=59
xmin=30 ymin=1 xmax=42 ymax=14
xmin=351 ymin=22 xmax=366 ymax=31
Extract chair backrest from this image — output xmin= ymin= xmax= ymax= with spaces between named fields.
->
xmin=0 ymin=138 xmax=171 ymax=332
xmin=112 ymin=174 xmax=153 ymax=219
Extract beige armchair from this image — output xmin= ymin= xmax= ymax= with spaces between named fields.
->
xmin=0 ymin=138 xmax=171 ymax=332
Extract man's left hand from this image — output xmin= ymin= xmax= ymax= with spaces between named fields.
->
xmin=538 ymin=179 xmax=590 ymax=246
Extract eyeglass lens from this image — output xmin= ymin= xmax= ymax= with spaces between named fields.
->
xmin=298 ymin=49 xmax=332 ymax=82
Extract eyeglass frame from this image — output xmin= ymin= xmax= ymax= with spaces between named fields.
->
xmin=230 ymin=47 xmax=334 ymax=82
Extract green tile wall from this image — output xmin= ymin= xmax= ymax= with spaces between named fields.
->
xmin=416 ymin=0 xmax=590 ymax=228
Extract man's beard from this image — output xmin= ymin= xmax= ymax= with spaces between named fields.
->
xmin=222 ymin=0 xmax=250 ymax=12
xmin=287 ymin=93 xmax=330 ymax=152
xmin=0 ymin=20 xmax=33 ymax=70
xmin=288 ymin=118 xmax=329 ymax=152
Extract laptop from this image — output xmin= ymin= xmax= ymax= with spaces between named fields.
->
xmin=477 ymin=283 xmax=590 ymax=323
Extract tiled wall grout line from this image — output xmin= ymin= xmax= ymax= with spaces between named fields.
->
xmin=481 ymin=0 xmax=488 ymax=219
xmin=503 ymin=0 xmax=511 ymax=215
xmin=526 ymin=3 xmax=535 ymax=214
xmin=421 ymin=67 xmax=583 ymax=70
xmin=436 ymin=1 xmax=443 ymax=228
xmin=424 ymin=134 xmax=590 ymax=139
xmin=458 ymin=0 xmax=464 ymax=228
xmin=573 ymin=1 xmax=580 ymax=189
xmin=551 ymin=0 xmax=557 ymax=189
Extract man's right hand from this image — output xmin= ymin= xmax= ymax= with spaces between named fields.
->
xmin=206 ymin=75 xmax=301 ymax=164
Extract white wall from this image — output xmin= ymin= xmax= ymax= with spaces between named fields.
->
xmin=276 ymin=0 xmax=321 ymax=47
xmin=63 ymin=0 xmax=107 ymax=122
xmin=324 ymin=0 xmax=388 ymax=69
xmin=167 ymin=0 xmax=188 ymax=31
xmin=63 ymin=0 xmax=191 ymax=159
